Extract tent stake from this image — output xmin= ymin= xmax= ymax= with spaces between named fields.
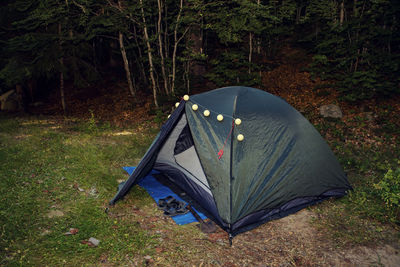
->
xmin=105 ymin=205 xmax=111 ymax=214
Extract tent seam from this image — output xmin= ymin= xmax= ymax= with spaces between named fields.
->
xmin=229 ymin=95 xmax=238 ymax=232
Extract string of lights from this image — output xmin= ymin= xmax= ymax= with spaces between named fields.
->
xmin=170 ymin=95 xmax=245 ymax=144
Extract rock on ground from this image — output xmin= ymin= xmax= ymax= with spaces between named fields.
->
xmin=88 ymin=237 xmax=100 ymax=247
xmin=320 ymin=104 xmax=343 ymax=119
xmin=47 ymin=210 xmax=64 ymax=218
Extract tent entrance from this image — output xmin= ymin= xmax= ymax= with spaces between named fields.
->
xmin=152 ymin=173 xmax=220 ymax=226
xmin=155 ymin=114 xmax=211 ymax=193
xmin=153 ymin=113 xmax=226 ymax=228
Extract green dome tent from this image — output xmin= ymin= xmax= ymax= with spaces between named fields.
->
xmin=110 ymin=86 xmax=351 ymax=238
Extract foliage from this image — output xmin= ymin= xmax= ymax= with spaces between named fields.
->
xmin=333 ymin=141 xmax=400 ymax=225
xmin=374 ymin=164 xmax=400 ymax=222
xmin=0 ymin=0 xmax=399 ymax=107
xmin=153 ymin=108 xmax=167 ymax=126
xmin=205 ymin=50 xmax=260 ymax=87
xmin=203 ymin=0 xmax=295 ymax=87
xmin=307 ymin=0 xmax=400 ymax=100
xmin=0 ymin=0 xmax=100 ymax=88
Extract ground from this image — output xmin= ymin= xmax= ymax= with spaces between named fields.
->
xmin=108 ymin=204 xmax=400 ymax=266
xmin=1 ymin=56 xmax=400 ymax=266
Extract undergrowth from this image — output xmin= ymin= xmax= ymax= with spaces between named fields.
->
xmin=312 ymin=116 xmax=400 ymax=247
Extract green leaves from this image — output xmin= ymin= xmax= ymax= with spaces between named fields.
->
xmin=0 ymin=0 xmax=398 ymax=103
xmin=307 ymin=0 xmax=400 ymax=101
xmin=0 ymin=0 xmax=105 ymax=89
xmin=204 ymin=0 xmax=282 ymax=45
xmin=374 ymin=165 xmax=400 ymax=211
xmin=203 ymin=0 xmax=294 ymax=88
xmin=205 ymin=50 xmax=260 ymax=87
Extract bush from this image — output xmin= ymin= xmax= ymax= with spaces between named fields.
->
xmin=374 ymin=163 xmax=400 ymax=223
xmin=338 ymin=71 xmax=378 ymax=101
xmin=205 ymin=50 xmax=261 ymax=88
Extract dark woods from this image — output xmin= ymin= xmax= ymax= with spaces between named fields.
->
xmin=0 ymin=0 xmax=399 ymax=112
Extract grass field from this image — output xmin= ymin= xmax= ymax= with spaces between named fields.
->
xmin=0 ymin=114 xmax=161 ymax=265
xmin=0 ymin=111 xmax=399 ymax=266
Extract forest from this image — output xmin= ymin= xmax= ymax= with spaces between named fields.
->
xmin=0 ymin=0 xmax=399 ymax=112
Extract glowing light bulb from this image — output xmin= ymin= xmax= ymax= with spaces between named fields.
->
xmin=175 ymin=102 xmax=180 ymax=108
xmin=192 ymin=104 xmax=198 ymax=111
xmin=235 ymin=118 xmax=242 ymax=125
xmin=167 ymin=114 xmax=171 ymax=118
xmin=217 ymin=114 xmax=223 ymax=121
xmin=183 ymin=95 xmax=189 ymax=101
xmin=237 ymin=134 xmax=244 ymax=141
xmin=203 ymin=110 xmax=210 ymax=117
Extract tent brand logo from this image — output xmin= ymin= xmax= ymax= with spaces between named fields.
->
xmin=217 ymin=120 xmax=235 ymax=160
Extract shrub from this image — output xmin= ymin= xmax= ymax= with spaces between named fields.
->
xmin=374 ymin=163 xmax=400 ymax=223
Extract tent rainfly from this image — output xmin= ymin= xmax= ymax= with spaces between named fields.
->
xmin=110 ymin=86 xmax=352 ymax=240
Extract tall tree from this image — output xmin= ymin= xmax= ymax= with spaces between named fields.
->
xmin=1 ymin=0 xmax=100 ymax=112
xmin=139 ymin=0 xmax=159 ymax=107
xmin=308 ymin=0 xmax=400 ymax=100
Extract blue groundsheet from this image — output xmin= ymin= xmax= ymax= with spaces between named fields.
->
xmin=122 ymin=167 xmax=207 ymax=225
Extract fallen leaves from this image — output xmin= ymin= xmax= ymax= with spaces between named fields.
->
xmin=81 ymin=237 xmax=100 ymax=247
xmin=64 ymin=228 xmax=79 ymax=235
xmin=208 ymin=232 xmax=226 ymax=243
xmin=144 ymin=255 xmax=154 ymax=264
xmin=72 ymin=183 xmax=85 ymax=192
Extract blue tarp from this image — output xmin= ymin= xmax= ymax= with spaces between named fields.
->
xmin=122 ymin=167 xmax=207 ymax=225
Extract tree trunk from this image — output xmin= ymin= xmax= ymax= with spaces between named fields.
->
xmin=190 ymin=17 xmax=205 ymax=80
xmin=184 ymin=59 xmax=190 ymax=94
xmin=353 ymin=0 xmax=358 ymax=17
xmin=59 ymin=23 xmax=66 ymax=114
xmin=60 ymin=59 xmax=66 ymax=114
xmin=296 ymin=6 xmax=301 ymax=24
xmin=157 ymin=0 xmax=169 ymax=95
xmin=140 ymin=0 xmax=158 ymax=107
xmin=109 ymin=40 xmax=118 ymax=67
xmin=354 ymin=49 xmax=360 ymax=72
xmin=15 ymin=84 xmax=24 ymax=111
xmin=171 ymin=0 xmax=185 ymax=95
xmin=164 ymin=3 xmax=169 ymax=59
xmin=27 ymin=79 xmax=36 ymax=103
xmin=93 ymin=39 xmax=97 ymax=73
xmin=133 ymin=25 xmax=148 ymax=86
xmin=248 ymin=32 xmax=253 ymax=74
xmin=118 ymin=32 xmax=136 ymax=96
xmin=69 ymin=29 xmax=82 ymax=86
xmin=257 ymin=0 xmax=262 ymax=79
xmin=340 ymin=1 xmax=345 ymax=26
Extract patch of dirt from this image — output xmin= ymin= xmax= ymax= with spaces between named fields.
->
xmin=109 ymin=204 xmax=399 ymax=266
xmin=271 ymin=210 xmax=400 ymax=266
xmin=46 ymin=209 xmax=64 ymax=218
xmin=330 ymin=244 xmax=400 ymax=267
